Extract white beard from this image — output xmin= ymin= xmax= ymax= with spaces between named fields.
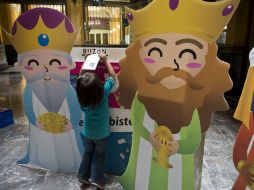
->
xmin=28 ymin=93 xmax=82 ymax=172
xmin=30 ymin=81 xmax=68 ymax=113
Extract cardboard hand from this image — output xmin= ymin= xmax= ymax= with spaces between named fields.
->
xmin=168 ymin=141 xmax=179 ymax=156
xmin=149 ymin=131 xmax=176 ymax=168
xmin=149 ymin=132 xmax=161 ymax=151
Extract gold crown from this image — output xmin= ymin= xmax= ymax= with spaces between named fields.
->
xmin=126 ymin=0 xmax=240 ymax=43
xmin=2 ymin=16 xmax=78 ymax=54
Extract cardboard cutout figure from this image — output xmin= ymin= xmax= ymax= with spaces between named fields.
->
xmin=117 ymin=0 xmax=240 ymax=189
xmin=2 ymin=8 xmax=83 ymax=172
xmin=232 ymin=48 xmax=254 ymax=190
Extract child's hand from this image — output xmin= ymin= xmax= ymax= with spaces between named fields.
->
xmin=99 ymin=53 xmax=107 ymax=63
xmin=100 ymin=53 xmax=116 ymax=79
xmin=84 ymin=52 xmax=91 ymax=59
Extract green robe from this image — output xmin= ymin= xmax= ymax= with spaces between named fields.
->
xmin=118 ymin=95 xmax=202 ymax=190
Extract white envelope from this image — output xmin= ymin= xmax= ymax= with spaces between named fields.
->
xmin=82 ymin=54 xmax=100 ymax=70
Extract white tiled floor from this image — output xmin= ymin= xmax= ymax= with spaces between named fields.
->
xmin=0 ymin=69 xmax=241 ymax=190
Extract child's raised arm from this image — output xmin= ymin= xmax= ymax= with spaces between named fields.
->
xmin=99 ymin=53 xmax=117 ymax=79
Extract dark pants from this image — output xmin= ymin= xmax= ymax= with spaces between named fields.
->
xmin=78 ymin=136 xmax=108 ymax=182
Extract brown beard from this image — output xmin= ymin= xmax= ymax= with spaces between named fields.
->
xmin=146 ymin=67 xmax=204 ymax=90
xmin=118 ymin=42 xmax=232 ymax=133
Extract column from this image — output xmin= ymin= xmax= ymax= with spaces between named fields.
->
xmin=66 ymin=0 xmax=85 ymax=45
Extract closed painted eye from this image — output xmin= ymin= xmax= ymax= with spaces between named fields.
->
xmin=179 ymin=49 xmax=197 ymax=60
xmin=28 ymin=59 xmax=39 ymax=66
xmin=148 ymin=47 xmax=163 ymax=57
xmin=49 ymin=59 xmax=61 ymax=66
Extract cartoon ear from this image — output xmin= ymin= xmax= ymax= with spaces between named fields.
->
xmin=14 ymin=62 xmax=21 ymax=71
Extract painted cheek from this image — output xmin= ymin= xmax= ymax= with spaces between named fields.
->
xmin=186 ymin=63 xmax=202 ymax=69
xmin=144 ymin=57 xmax=156 ymax=64
xmin=24 ymin=66 xmax=33 ymax=71
xmin=58 ymin=66 xmax=68 ymax=70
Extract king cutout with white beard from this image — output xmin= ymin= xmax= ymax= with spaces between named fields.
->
xmin=3 ymin=8 xmax=84 ymax=173
xmin=15 ymin=49 xmax=83 ymax=172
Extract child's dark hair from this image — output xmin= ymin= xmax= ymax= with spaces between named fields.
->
xmin=76 ymin=72 xmax=104 ymax=108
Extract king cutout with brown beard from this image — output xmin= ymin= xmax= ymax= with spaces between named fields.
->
xmin=117 ymin=34 xmax=233 ymax=190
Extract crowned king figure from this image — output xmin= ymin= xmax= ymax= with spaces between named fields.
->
xmin=2 ymin=8 xmax=84 ymax=172
xmin=117 ymin=0 xmax=240 ymax=189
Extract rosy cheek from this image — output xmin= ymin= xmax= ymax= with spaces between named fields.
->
xmin=25 ymin=66 xmax=33 ymax=71
xmin=144 ymin=57 xmax=156 ymax=64
xmin=186 ymin=63 xmax=202 ymax=69
xmin=58 ymin=66 xmax=68 ymax=70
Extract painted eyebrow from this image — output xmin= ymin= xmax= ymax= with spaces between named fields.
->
xmin=144 ymin=38 xmax=167 ymax=47
xmin=175 ymin=39 xmax=204 ymax=49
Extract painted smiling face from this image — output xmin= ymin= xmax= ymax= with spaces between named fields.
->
xmin=16 ymin=49 xmax=75 ymax=84
xmin=15 ymin=49 xmax=76 ymax=113
xmin=139 ymin=33 xmax=208 ymax=89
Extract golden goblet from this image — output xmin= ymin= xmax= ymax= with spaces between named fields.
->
xmin=153 ymin=126 xmax=173 ymax=168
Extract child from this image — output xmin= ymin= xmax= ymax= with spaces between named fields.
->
xmin=76 ymin=53 xmax=117 ymax=189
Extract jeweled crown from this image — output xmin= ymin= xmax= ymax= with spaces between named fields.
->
xmin=126 ymin=0 xmax=241 ymax=43
xmin=2 ymin=16 xmax=78 ymax=54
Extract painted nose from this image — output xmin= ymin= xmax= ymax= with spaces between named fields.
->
xmin=173 ymin=59 xmax=179 ymax=71
xmin=44 ymin=66 xmax=49 ymax=72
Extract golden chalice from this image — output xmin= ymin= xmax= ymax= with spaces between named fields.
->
xmin=37 ymin=112 xmax=69 ymax=134
xmin=153 ymin=126 xmax=173 ymax=168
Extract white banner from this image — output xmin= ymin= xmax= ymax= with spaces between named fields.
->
xmin=109 ymin=108 xmax=132 ymax=132
xmin=71 ymin=46 xmax=126 ymax=62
